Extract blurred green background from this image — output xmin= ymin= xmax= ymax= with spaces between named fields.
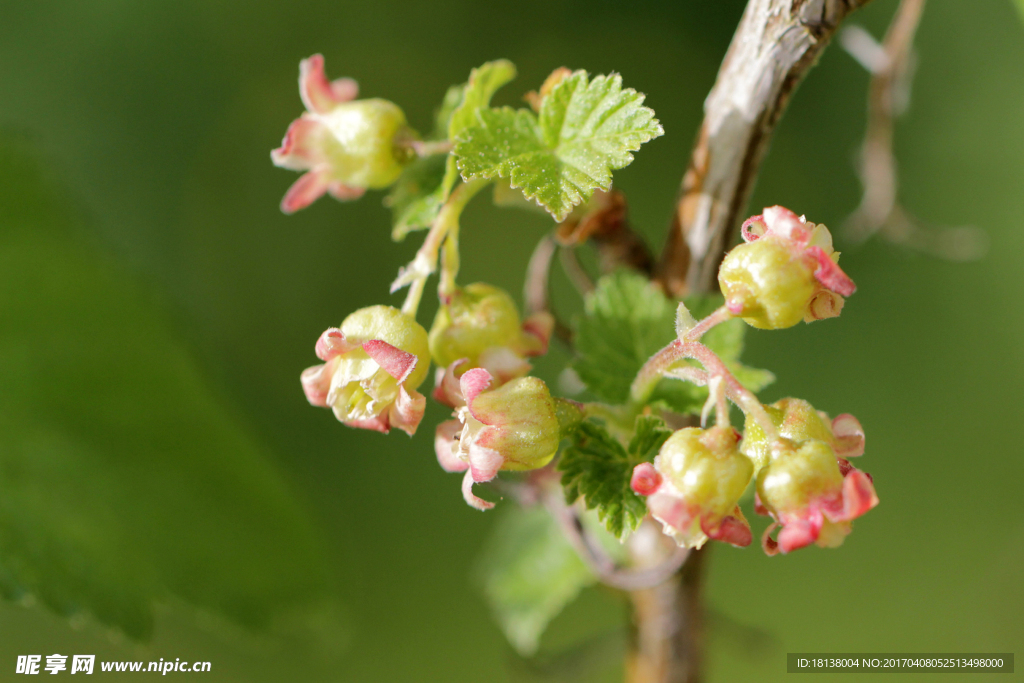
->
xmin=1 ymin=0 xmax=1022 ymax=680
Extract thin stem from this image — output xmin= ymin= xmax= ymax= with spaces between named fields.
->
xmin=395 ymin=179 xmax=487 ymax=317
xmin=680 ymin=305 xmax=732 ymax=343
xmin=440 ymin=221 xmax=460 ymax=299
xmin=545 ymin=491 xmax=689 ymax=592
xmin=525 ymin=234 xmax=574 ymax=345
xmin=559 ymin=245 xmax=594 ymax=297
xmin=409 ymin=139 xmax=453 ymax=157
xmin=631 ymin=340 xmax=777 ymax=441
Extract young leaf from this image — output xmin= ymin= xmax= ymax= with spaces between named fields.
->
xmin=476 ymin=504 xmax=594 ymax=656
xmin=559 ymin=415 xmax=671 ymax=539
xmin=386 ymin=60 xmax=516 ymax=239
xmin=454 ymin=71 xmax=663 ymax=221
xmin=572 ymin=271 xmax=774 ymax=412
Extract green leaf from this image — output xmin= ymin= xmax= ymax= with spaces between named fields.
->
xmin=559 ymin=415 xmax=670 ymax=539
xmin=386 ymin=61 xmax=516 ymax=239
xmin=476 ymin=504 xmax=594 ymax=656
xmin=448 ymin=59 xmax=517 ymax=140
xmin=572 ymin=271 xmax=774 ymax=412
xmin=454 ymin=71 xmax=663 ymax=221
xmin=0 ymin=138 xmax=338 ymax=639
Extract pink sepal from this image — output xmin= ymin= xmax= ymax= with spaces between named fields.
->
xmin=298 ymin=54 xmax=358 ymax=114
xmin=272 ymin=116 xmax=328 ymax=171
xmin=281 ymin=171 xmax=330 ymax=214
xmin=702 ymin=510 xmax=752 ymax=548
xmin=315 ymin=327 xmax=356 ymax=361
xmin=362 ymin=339 xmax=418 ymax=383
xmin=327 ymin=183 xmax=366 ymax=201
xmin=434 ymin=420 xmax=467 ymax=473
xmin=300 ymin=363 xmax=331 ymax=407
xmin=754 ymin=492 xmax=770 ymax=517
xmin=344 ymin=413 xmax=390 ymax=434
xmin=521 ymin=311 xmax=555 ymax=356
xmin=389 ymin=385 xmax=425 ymax=436
xmin=832 ymin=413 xmax=865 ymax=457
xmin=460 ymin=368 xmax=493 ymax=406
xmin=630 ymin=462 xmax=662 ymax=496
xmin=432 ymin=360 xmax=468 ymax=408
xmin=462 ymin=470 xmax=495 ymax=511
xmin=777 ymin=511 xmax=822 ymax=554
xmin=826 ymin=469 xmax=878 ymax=522
xmin=469 ymin=444 xmax=504 ymax=483
xmin=808 ymin=246 xmax=856 ymax=296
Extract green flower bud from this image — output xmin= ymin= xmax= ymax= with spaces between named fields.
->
xmin=429 ymin=283 xmax=524 ymax=369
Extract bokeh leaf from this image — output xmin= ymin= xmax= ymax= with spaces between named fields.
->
xmin=0 ymin=138 xmax=336 ymax=639
xmin=476 ymin=504 xmax=594 ymax=656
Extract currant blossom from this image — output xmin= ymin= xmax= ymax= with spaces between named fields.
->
xmin=271 ymin=54 xmax=414 ymax=214
xmin=718 ymin=206 xmax=856 ymax=329
xmin=429 ymin=283 xmax=553 ymax=406
xmin=630 ymin=426 xmax=754 ymax=549
xmin=434 ymin=368 xmax=560 ymax=510
xmin=756 ymin=438 xmax=878 ymax=554
xmin=301 ymin=305 xmax=429 ymax=435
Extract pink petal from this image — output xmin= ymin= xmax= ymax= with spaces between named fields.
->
xmin=459 ymin=368 xmax=493 ymax=407
xmin=753 ymin=492 xmax=770 ymax=517
xmin=271 ymin=116 xmax=331 ymax=171
xmin=763 ymin=205 xmax=809 ymax=243
xmin=703 ymin=511 xmax=752 ymax=547
xmin=647 ymin=492 xmax=691 ymax=533
xmin=281 ymin=170 xmax=329 ymax=214
xmin=300 ymin=364 xmax=331 ymax=407
xmin=299 ymin=54 xmax=358 ymax=114
xmin=630 ymin=462 xmax=662 ymax=496
xmin=344 ymin=413 xmax=391 ymax=434
xmin=432 ymin=360 xmax=468 ymax=408
xmin=326 ymin=183 xmax=366 ymax=202
xmin=315 ymin=327 xmax=356 ymax=361
xmin=777 ymin=517 xmax=820 ymax=554
xmin=468 ymin=442 xmax=504 ymax=483
xmin=388 ymin=385 xmax=425 ymax=436
xmin=521 ymin=311 xmax=555 ymax=356
xmin=462 ymin=469 xmax=495 ymax=511
xmin=808 ymin=246 xmax=856 ymax=296
xmin=361 ymin=339 xmax=418 ymax=382
xmin=740 ymin=215 xmax=766 ymax=242
xmin=832 ymin=413 xmax=865 ymax=457
xmin=435 ymin=420 xmax=468 ymax=473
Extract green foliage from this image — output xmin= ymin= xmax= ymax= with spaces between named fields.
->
xmin=559 ymin=415 xmax=671 ymax=539
xmin=454 ymin=71 xmax=663 ymax=221
xmin=476 ymin=504 xmax=594 ymax=656
xmin=572 ymin=271 xmax=774 ymax=412
xmin=0 ymin=139 xmax=337 ymax=639
xmin=387 ymin=60 xmax=516 ymax=239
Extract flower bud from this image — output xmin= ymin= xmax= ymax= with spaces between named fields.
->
xmin=718 ymin=206 xmax=856 ymax=329
xmin=300 ymin=305 xmax=429 ymax=435
xmin=742 ymin=398 xmax=866 ymax=471
xmin=434 ymin=368 xmax=560 ymax=510
xmin=756 ymin=439 xmax=878 ymax=554
xmin=272 ymin=54 xmax=415 ymax=213
xmin=429 ymin=283 xmax=552 ymax=392
xmin=631 ymin=426 xmax=755 ymax=548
